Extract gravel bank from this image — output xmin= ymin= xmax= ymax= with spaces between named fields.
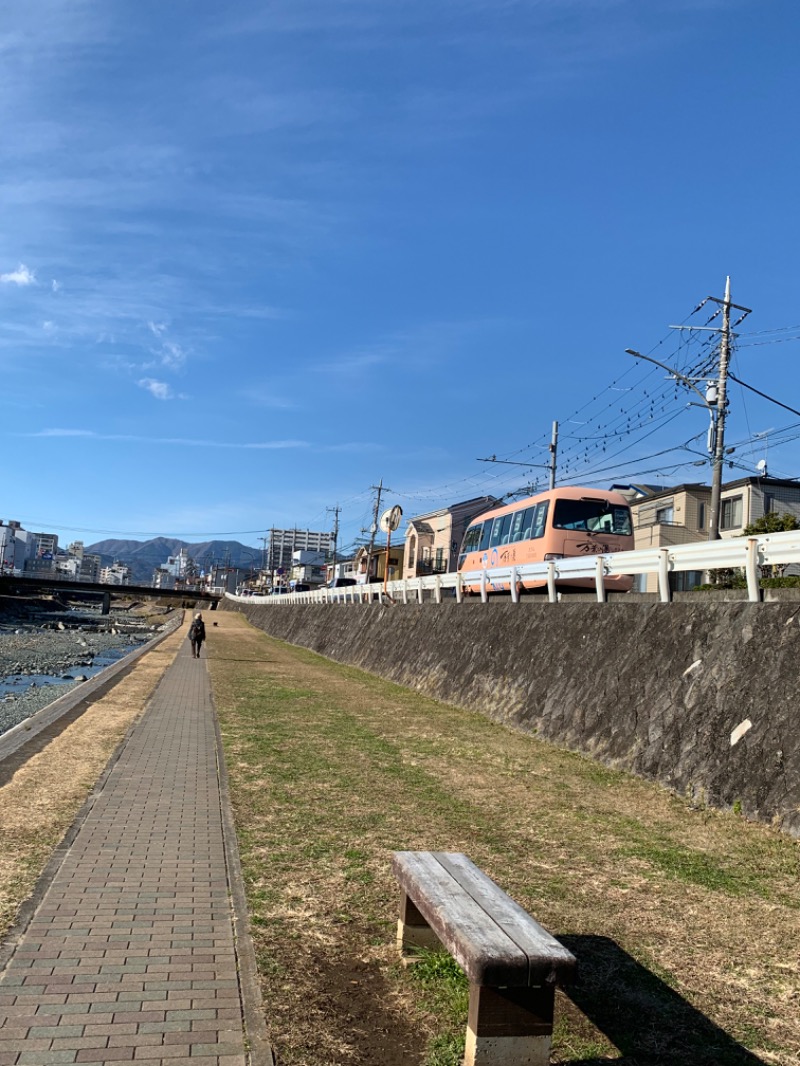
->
xmin=0 ymin=601 xmax=178 ymax=736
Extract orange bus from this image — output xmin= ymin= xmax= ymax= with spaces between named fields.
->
xmin=457 ymin=486 xmax=634 ymax=593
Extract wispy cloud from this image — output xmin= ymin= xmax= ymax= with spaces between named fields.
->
xmin=147 ymin=322 xmax=188 ymax=371
xmin=239 ymin=386 xmax=298 ymax=410
xmin=27 ymin=429 xmax=310 ymax=450
xmin=1 ymin=263 xmax=36 ymax=285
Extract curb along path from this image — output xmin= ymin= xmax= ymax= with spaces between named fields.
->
xmin=0 ymin=634 xmax=272 ymax=1065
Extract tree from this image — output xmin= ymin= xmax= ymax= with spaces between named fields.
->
xmin=741 ymin=511 xmax=799 ymax=579
xmin=742 ymin=511 xmax=799 ymax=536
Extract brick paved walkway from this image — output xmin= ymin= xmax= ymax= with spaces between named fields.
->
xmin=0 ymin=636 xmax=271 ymax=1065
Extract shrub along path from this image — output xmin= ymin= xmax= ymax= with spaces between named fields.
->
xmin=208 ymin=612 xmax=800 ymax=1066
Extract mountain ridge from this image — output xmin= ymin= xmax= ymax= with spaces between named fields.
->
xmin=86 ymin=537 xmax=261 ymax=584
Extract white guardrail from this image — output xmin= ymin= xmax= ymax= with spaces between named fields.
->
xmin=226 ymin=529 xmax=800 ymax=608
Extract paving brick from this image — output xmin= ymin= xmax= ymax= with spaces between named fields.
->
xmin=0 ymin=645 xmax=264 ymax=1065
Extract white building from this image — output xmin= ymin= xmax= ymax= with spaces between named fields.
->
xmin=0 ymin=520 xmax=37 ymax=575
xmin=101 ymin=562 xmax=132 ymax=586
xmin=152 ymin=569 xmax=177 ymax=590
xmin=268 ymin=529 xmax=331 ymax=581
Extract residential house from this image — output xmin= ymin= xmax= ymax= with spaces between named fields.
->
xmin=402 ymin=496 xmax=500 ymax=581
xmin=629 ymin=476 xmax=800 ymax=592
xmin=354 ymin=544 xmax=405 ymax=585
xmin=326 ymin=559 xmax=357 ymax=584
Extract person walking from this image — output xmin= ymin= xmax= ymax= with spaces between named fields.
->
xmin=188 ymin=612 xmax=206 ymax=658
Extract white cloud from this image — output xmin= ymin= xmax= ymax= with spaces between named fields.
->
xmin=138 ymin=377 xmax=173 ymax=400
xmin=35 ymin=428 xmax=95 ymax=437
xmin=51 ymin=279 xmax=61 ymax=292
xmin=26 ymin=428 xmax=311 ymax=449
xmin=1 ymin=263 xmax=36 ymax=285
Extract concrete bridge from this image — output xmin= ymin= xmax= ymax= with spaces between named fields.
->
xmin=0 ymin=573 xmax=221 ymax=614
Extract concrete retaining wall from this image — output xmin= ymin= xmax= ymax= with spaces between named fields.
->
xmin=221 ymin=599 xmax=800 ymax=836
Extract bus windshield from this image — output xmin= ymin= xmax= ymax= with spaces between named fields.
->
xmin=553 ymin=498 xmax=632 ymax=535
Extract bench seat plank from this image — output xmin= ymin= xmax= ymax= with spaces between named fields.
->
xmin=393 ymin=851 xmax=529 ymax=986
xmin=434 ymin=853 xmax=576 ymax=986
xmin=393 ymin=852 xmax=576 ymax=988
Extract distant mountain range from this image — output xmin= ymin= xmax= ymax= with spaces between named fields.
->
xmin=86 ymin=537 xmax=261 ymax=585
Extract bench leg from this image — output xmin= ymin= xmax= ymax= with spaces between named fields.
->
xmin=396 ymin=891 xmax=442 ymax=955
xmin=464 ymin=982 xmax=555 ymax=1066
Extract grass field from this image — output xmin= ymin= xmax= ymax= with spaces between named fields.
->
xmin=208 ymin=612 xmax=800 ymax=1066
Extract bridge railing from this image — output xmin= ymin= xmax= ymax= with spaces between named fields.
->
xmin=226 ymin=528 xmax=800 ymax=607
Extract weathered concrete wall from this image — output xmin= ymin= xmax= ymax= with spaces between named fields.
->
xmin=221 ymin=599 xmax=800 ymax=836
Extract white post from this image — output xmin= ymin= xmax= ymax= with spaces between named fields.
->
xmin=595 ymin=556 xmax=606 ymax=602
xmin=434 ymin=575 xmax=442 ymax=604
xmin=546 ymin=561 xmax=557 ymax=603
xmin=510 ymin=567 xmax=519 ymax=603
xmin=658 ymin=549 xmax=671 ymax=603
xmin=480 ymin=569 xmax=488 ymax=603
xmin=455 ymin=573 xmax=463 ymax=604
xmin=745 ymin=537 xmax=761 ymax=602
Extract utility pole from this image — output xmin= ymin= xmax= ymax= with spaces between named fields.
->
xmin=327 ymin=504 xmax=340 ymax=582
xmin=708 ymin=277 xmax=733 ymax=540
xmin=477 ymin=421 xmax=558 ymax=488
xmin=626 ymin=275 xmax=751 ymax=541
xmin=363 ymin=480 xmax=386 ymax=583
xmin=548 ymin=421 xmax=558 ymax=490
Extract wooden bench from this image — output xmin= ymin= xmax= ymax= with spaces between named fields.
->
xmin=392 ymin=851 xmax=576 ymax=1066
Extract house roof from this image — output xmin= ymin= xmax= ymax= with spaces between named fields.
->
xmin=631 ymin=475 xmax=800 ymax=506
xmin=405 ymin=495 xmax=501 ymax=525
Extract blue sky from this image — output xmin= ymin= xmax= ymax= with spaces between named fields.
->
xmin=4 ymin=0 xmax=800 ymax=555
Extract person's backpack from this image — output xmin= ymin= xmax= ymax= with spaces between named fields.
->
xmin=189 ymin=620 xmax=201 ymax=641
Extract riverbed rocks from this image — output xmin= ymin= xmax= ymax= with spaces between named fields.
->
xmin=0 ymin=604 xmax=175 ymax=737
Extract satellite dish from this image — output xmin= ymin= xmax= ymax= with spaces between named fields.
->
xmin=756 ymin=459 xmax=767 ymax=474
xmin=379 ymin=505 xmax=403 ymax=533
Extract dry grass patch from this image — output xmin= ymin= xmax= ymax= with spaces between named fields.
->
xmin=0 ymin=623 xmax=185 ymax=939
xmin=208 ymin=612 xmax=800 ymax=1066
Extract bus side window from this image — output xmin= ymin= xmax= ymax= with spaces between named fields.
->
xmin=489 ymin=514 xmax=511 ymax=548
xmin=461 ymin=524 xmax=483 ymax=555
xmin=479 ymin=521 xmax=493 ymax=552
xmin=531 ymin=501 xmax=549 ymax=538
xmin=510 ymin=508 xmax=531 ymax=543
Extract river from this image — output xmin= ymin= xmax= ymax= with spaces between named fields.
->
xmin=0 ymin=599 xmax=176 ymax=736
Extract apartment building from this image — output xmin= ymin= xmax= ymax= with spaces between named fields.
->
xmin=101 ymin=562 xmax=132 ymax=585
xmin=267 ymin=529 xmax=331 ymax=580
xmin=0 ymin=520 xmax=37 ymax=574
